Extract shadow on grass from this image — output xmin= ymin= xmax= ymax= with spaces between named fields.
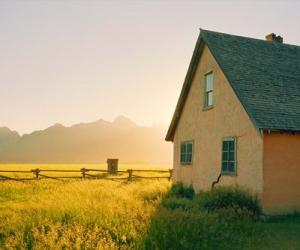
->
xmin=139 ymin=183 xmax=300 ymax=250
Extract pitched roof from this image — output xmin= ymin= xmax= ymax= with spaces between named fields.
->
xmin=166 ymin=29 xmax=300 ymax=141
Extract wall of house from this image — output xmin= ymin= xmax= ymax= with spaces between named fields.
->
xmin=263 ymin=132 xmax=300 ymax=213
xmin=173 ymin=45 xmax=263 ymax=196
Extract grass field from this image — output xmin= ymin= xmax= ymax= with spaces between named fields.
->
xmin=1 ymin=165 xmax=300 ymax=249
xmin=0 ymin=173 xmax=170 ymax=249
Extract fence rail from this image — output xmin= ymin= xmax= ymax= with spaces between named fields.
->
xmin=0 ymin=168 xmax=173 ymax=182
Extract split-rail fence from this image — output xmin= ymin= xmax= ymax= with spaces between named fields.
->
xmin=0 ymin=168 xmax=173 ymax=182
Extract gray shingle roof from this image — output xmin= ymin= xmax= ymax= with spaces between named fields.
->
xmin=166 ymin=29 xmax=300 ymax=141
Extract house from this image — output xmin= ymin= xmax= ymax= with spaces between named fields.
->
xmin=166 ymin=29 xmax=300 ymax=213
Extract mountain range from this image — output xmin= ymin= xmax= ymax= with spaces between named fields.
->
xmin=0 ymin=116 xmax=172 ymax=164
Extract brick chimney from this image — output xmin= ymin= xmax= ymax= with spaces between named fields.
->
xmin=265 ymin=33 xmax=283 ymax=43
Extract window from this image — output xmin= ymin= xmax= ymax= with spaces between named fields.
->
xmin=180 ymin=141 xmax=193 ymax=164
xmin=204 ymin=72 xmax=214 ymax=107
xmin=221 ymin=137 xmax=236 ymax=174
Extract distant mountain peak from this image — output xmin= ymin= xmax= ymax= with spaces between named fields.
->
xmin=0 ymin=127 xmax=20 ymax=136
xmin=113 ymin=115 xmax=136 ymax=128
xmin=46 ymin=123 xmax=65 ymax=131
xmin=0 ymin=127 xmax=20 ymax=146
xmin=0 ymin=127 xmax=11 ymax=133
xmin=53 ymin=123 xmax=64 ymax=128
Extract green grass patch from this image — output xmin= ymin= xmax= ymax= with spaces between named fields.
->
xmin=142 ymin=183 xmax=300 ymax=250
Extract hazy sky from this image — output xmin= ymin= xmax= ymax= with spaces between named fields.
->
xmin=0 ymin=0 xmax=299 ymax=134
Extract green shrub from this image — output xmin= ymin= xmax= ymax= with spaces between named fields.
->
xmin=142 ymin=207 xmax=261 ymax=250
xmin=169 ymin=182 xmax=195 ymax=199
xmin=198 ymin=187 xmax=262 ymax=219
xmin=162 ymin=197 xmax=195 ymax=211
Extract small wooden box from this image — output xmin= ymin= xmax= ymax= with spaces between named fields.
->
xmin=107 ymin=158 xmax=118 ymax=174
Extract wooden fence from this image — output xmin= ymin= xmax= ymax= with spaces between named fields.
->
xmin=0 ymin=168 xmax=173 ymax=182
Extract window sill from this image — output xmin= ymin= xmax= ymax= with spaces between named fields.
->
xmin=180 ymin=163 xmax=192 ymax=166
xmin=202 ymin=105 xmax=214 ymax=111
xmin=221 ymin=171 xmax=237 ymax=176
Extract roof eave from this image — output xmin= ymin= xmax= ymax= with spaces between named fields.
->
xmin=261 ymin=128 xmax=300 ymax=133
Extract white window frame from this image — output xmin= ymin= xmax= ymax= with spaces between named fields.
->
xmin=204 ymin=72 xmax=214 ymax=108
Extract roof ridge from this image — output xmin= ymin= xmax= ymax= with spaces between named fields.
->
xmin=200 ymin=28 xmax=300 ymax=49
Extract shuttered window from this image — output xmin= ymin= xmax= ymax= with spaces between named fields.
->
xmin=180 ymin=141 xmax=193 ymax=164
xmin=204 ymin=72 xmax=214 ymax=107
xmin=221 ymin=137 xmax=236 ymax=174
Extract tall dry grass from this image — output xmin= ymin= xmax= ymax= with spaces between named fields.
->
xmin=0 ymin=178 xmax=170 ymax=249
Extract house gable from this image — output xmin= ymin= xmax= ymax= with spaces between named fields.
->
xmin=166 ymin=29 xmax=300 ymax=141
xmin=172 ymin=44 xmax=263 ymax=194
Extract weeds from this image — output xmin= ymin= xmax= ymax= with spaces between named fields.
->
xmin=0 ymin=179 xmax=170 ymax=249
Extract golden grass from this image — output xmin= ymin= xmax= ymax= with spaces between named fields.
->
xmin=0 ymin=179 xmax=170 ymax=249
xmin=0 ymin=165 xmax=171 ymax=249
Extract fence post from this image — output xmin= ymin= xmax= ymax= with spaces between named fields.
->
xmin=127 ymin=169 xmax=133 ymax=182
xmin=33 ymin=168 xmax=40 ymax=179
xmin=168 ymin=169 xmax=173 ymax=181
xmin=81 ymin=168 xmax=86 ymax=179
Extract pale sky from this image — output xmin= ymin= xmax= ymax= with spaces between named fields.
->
xmin=0 ymin=0 xmax=299 ymax=134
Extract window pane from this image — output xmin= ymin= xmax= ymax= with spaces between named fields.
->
xmin=187 ymin=153 xmax=192 ymax=163
xmin=229 ymin=141 xmax=235 ymax=151
xmin=222 ymin=161 xmax=228 ymax=172
xmin=206 ymin=80 xmax=213 ymax=92
xmin=181 ymin=153 xmax=186 ymax=163
xmin=229 ymin=152 xmax=235 ymax=161
xmin=185 ymin=153 xmax=188 ymax=163
xmin=222 ymin=141 xmax=229 ymax=151
xmin=205 ymin=74 xmax=213 ymax=91
xmin=222 ymin=152 xmax=228 ymax=161
xmin=228 ymin=162 xmax=235 ymax=172
xmin=187 ymin=143 xmax=192 ymax=153
xmin=180 ymin=144 xmax=185 ymax=163
xmin=207 ymin=92 xmax=213 ymax=106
